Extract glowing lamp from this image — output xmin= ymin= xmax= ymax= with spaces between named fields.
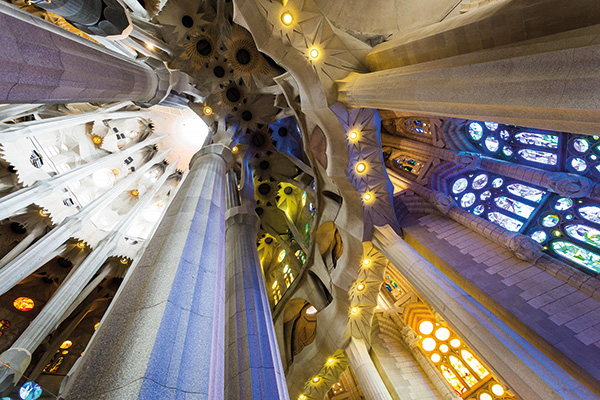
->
xmin=120 ymin=258 xmax=128 ymax=265
xmin=203 ymin=106 xmax=213 ymax=116
xmin=363 ymin=193 xmax=373 ymax=202
xmin=348 ymin=131 xmax=358 ymax=141
xmin=298 ymin=395 xmax=306 ymax=400
xmin=326 ymin=358 xmax=335 ymax=365
xmin=312 ymin=376 xmax=320 ymax=383
xmin=92 ymin=136 xmax=102 ymax=145
xmin=309 ymin=47 xmax=319 ymax=60
xmin=351 ymin=307 xmax=359 ymax=315
xmin=60 ymin=340 xmax=72 ymax=349
xmin=362 ymin=259 xmax=371 ymax=267
xmin=232 ymin=146 xmax=239 ymax=154
xmin=112 ymin=169 xmax=120 ymax=176
xmin=355 ymin=162 xmax=366 ymax=173
xmin=491 ymin=384 xmax=504 ymax=396
xmin=281 ymin=11 xmax=294 ymax=26
xmin=145 ymin=42 xmax=155 ymax=50
xmin=76 ymin=241 xmax=85 ymax=249
xmin=39 ymin=210 xmax=48 ymax=217
xmin=356 ymin=283 xmax=365 ymax=291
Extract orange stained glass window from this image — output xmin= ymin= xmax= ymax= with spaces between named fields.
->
xmin=441 ymin=365 xmax=467 ymax=395
xmin=13 ymin=297 xmax=34 ymax=311
xmin=449 ymin=355 xmax=478 ymax=387
xmin=0 ymin=320 xmax=9 ymax=329
xmin=60 ymin=340 xmax=73 ymax=349
xmin=461 ymin=349 xmax=489 ymax=378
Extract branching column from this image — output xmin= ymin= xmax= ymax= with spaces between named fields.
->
xmin=0 ymin=2 xmax=167 ymax=104
xmin=343 ymin=337 xmax=393 ymax=400
xmin=62 ymin=144 xmax=232 ymax=399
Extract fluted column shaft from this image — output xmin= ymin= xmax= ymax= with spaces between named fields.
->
xmin=0 ymin=2 xmax=164 ymax=104
xmin=62 ymin=144 xmax=232 ymax=399
xmin=372 ymin=225 xmax=595 ymax=400
xmin=224 ymin=204 xmax=289 ymax=400
xmin=344 ymin=337 xmax=393 ymax=400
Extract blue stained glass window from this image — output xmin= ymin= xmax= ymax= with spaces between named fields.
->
xmin=464 ymin=120 xmax=600 ymax=177
xmin=449 ymin=171 xmax=546 ymax=233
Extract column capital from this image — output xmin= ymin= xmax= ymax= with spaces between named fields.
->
xmin=506 ymin=233 xmax=544 ymax=263
xmin=547 ymin=172 xmax=594 ymax=198
xmin=428 ymin=191 xmax=456 ymax=214
xmin=189 ymin=144 xmax=234 ymax=170
xmin=225 ymin=204 xmax=260 ymax=229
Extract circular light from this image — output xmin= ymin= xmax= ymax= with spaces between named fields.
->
xmin=120 ymin=258 xmax=128 ymax=265
xmin=38 ymin=210 xmax=48 ymax=217
xmin=362 ymin=259 xmax=371 ymax=267
xmin=76 ymin=241 xmax=85 ymax=249
xmin=356 ymin=283 xmax=365 ymax=291
xmin=281 ymin=11 xmax=294 ymax=26
xmin=203 ymin=106 xmax=212 ymax=116
xmin=232 ymin=146 xmax=239 ymax=154
xmin=351 ymin=307 xmax=359 ymax=315
xmin=435 ymin=327 xmax=451 ymax=341
xmin=479 ymin=393 xmax=492 ymax=400
xmin=309 ymin=48 xmax=320 ymax=59
xmin=355 ymin=162 xmax=366 ymax=173
xmin=422 ymin=338 xmax=437 ymax=352
xmin=92 ymin=136 xmax=102 ymax=145
xmin=13 ymin=297 xmax=34 ymax=312
xmin=348 ymin=131 xmax=358 ymax=141
xmin=418 ymin=320 xmax=434 ymax=335
xmin=430 ymin=353 xmax=441 ymax=363
xmin=131 ymin=189 xmax=139 ymax=197
xmin=145 ymin=42 xmax=155 ymax=50
xmin=450 ymin=338 xmax=461 ymax=348
xmin=312 ymin=376 xmax=320 ymax=383
xmin=491 ymin=384 xmax=504 ymax=396
xmin=363 ymin=193 xmax=373 ymax=202
xmin=19 ymin=381 xmax=42 ymax=400
xmin=60 ymin=340 xmax=72 ymax=349
xmin=112 ymin=169 xmax=120 ymax=176
xmin=299 ymin=396 xmax=306 ymax=400
xmin=327 ymin=358 xmax=335 ymax=365
xmin=61 ymin=350 xmax=69 ymax=355
xmin=439 ymin=344 xmax=449 ymax=353
xmin=305 ymin=306 xmax=317 ymax=315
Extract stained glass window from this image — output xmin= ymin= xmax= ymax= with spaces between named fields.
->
xmin=13 ymin=297 xmax=34 ymax=312
xmin=441 ymin=365 xmax=467 ymax=395
xmin=450 ymin=171 xmax=546 ymax=233
xmin=461 ymin=350 xmax=489 ymax=379
xmin=464 ymin=121 xmax=600 ymax=178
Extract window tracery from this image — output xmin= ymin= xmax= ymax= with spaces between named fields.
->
xmin=457 ymin=121 xmax=600 ymax=274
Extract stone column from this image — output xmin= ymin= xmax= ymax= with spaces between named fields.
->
xmin=371 ymin=224 xmax=595 ymax=400
xmin=0 ymin=102 xmax=149 ymax=142
xmin=62 ymin=144 xmax=232 ymax=399
xmin=0 ymin=134 xmax=164 ymax=220
xmin=0 ymin=148 xmax=170 ymax=296
xmin=338 ymin=26 xmax=600 ymax=135
xmin=224 ymin=200 xmax=289 ymax=399
xmin=0 ymin=2 xmax=168 ymax=104
xmin=0 ymin=159 xmax=176 ymax=391
xmin=343 ymin=337 xmax=393 ymax=400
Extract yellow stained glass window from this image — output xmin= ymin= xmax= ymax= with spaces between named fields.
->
xmin=461 ymin=349 xmax=489 ymax=378
xmin=441 ymin=365 xmax=467 ymax=395
xmin=449 ymin=355 xmax=478 ymax=387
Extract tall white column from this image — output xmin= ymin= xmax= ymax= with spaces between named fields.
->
xmin=62 ymin=144 xmax=232 ymax=399
xmin=0 ymin=134 xmax=164 ymax=220
xmin=0 ymin=148 xmax=170 ymax=295
xmin=372 ymin=225 xmax=595 ymax=400
xmin=344 ymin=337 xmax=393 ymax=400
xmin=0 ymin=160 xmax=177 ymax=390
xmin=0 ymin=103 xmax=150 ymax=142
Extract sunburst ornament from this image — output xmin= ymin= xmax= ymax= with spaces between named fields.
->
xmin=180 ymin=30 xmax=218 ymax=71
xmin=224 ymin=25 xmax=272 ymax=87
xmin=219 ymin=80 xmax=246 ymax=109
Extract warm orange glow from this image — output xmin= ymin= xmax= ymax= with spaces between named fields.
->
xmin=76 ymin=242 xmax=85 ymax=249
xmin=309 ymin=47 xmax=319 ymax=60
xmin=312 ymin=376 xmax=320 ymax=383
xmin=203 ymin=106 xmax=213 ymax=116
xmin=356 ymin=283 xmax=365 ymax=291
xmin=120 ymin=258 xmax=128 ymax=265
xmin=60 ymin=340 xmax=72 ymax=349
xmin=91 ymin=135 xmax=103 ymax=145
xmin=131 ymin=189 xmax=139 ymax=197
xmin=94 ymin=322 xmax=100 ymax=330
xmin=363 ymin=192 xmax=373 ymax=202
xmin=13 ymin=297 xmax=34 ymax=311
xmin=39 ymin=209 xmax=49 ymax=217
xmin=355 ymin=162 xmax=366 ymax=173
xmin=232 ymin=146 xmax=239 ymax=154
xmin=112 ymin=169 xmax=120 ymax=176
xmin=326 ymin=358 xmax=335 ymax=365
xmin=351 ymin=307 xmax=359 ymax=315
xmin=145 ymin=42 xmax=155 ymax=50
xmin=348 ymin=130 xmax=358 ymax=141
xmin=362 ymin=259 xmax=371 ymax=267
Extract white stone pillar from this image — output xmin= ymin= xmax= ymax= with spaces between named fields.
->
xmin=0 ymin=134 xmax=164 ymax=220
xmin=372 ymin=225 xmax=595 ymax=400
xmin=225 ymin=203 xmax=289 ymax=400
xmin=0 ymin=148 xmax=170 ymax=296
xmin=343 ymin=337 xmax=393 ymax=400
xmin=0 ymin=160 xmax=177 ymax=390
xmin=0 ymin=103 xmax=149 ymax=142
xmin=62 ymin=144 xmax=232 ymax=399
